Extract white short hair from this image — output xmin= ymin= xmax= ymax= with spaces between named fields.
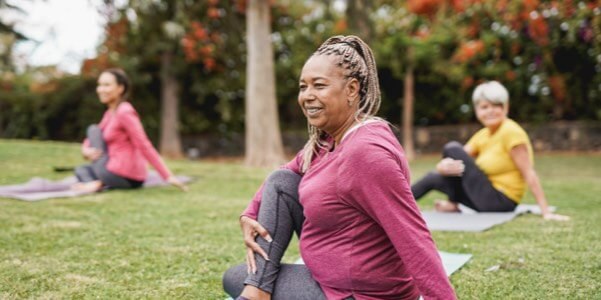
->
xmin=472 ymin=81 xmax=509 ymax=107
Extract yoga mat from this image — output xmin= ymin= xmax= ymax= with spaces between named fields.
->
xmin=0 ymin=171 xmax=192 ymax=201
xmin=438 ymin=251 xmax=473 ymax=277
xmin=422 ymin=204 xmax=556 ymax=232
xmin=294 ymin=250 xmax=470 ymax=276
xmin=225 ymin=250 xmax=471 ymax=299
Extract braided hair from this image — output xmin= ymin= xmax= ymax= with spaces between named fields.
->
xmin=300 ymin=35 xmax=382 ymax=172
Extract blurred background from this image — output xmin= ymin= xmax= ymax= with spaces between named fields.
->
xmin=1 ymin=0 xmax=600 ymax=163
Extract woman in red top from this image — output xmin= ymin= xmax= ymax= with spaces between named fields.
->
xmin=73 ymin=68 xmax=186 ymax=192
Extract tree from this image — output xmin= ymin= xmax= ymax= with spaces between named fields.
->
xmin=402 ymin=47 xmax=416 ymax=160
xmin=99 ymin=0 xmax=189 ymax=158
xmin=346 ymin=0 xmax=374 ymax=43
xmin=375 ymin=2 xmax=457 ymax=160
xmin=244 ymin=0 xmax=285 ymax=167
xmin=159 ymin=50 xmax=182 ymax=158
xmin=0 ymin=0 xmax=28 ymax=73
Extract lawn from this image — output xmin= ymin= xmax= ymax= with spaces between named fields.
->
xmin=0 ymin=139 xmax=600 ymax=299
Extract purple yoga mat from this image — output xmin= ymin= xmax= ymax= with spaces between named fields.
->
xmin=0 ymin=171 xmax=192 ymax=202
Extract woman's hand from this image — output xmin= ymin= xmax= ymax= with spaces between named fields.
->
xmin=543 ymin=212 xmax=570 ymax=221
xmin=167 ymin=176 xmax=188 ymax=192
xmin=82 ymin=146 xmax=103 ymax=161
xmin=436 ymin=158 xmax=465 ymax=176
xmin=240 ymin=216 xmax=272 ymax=274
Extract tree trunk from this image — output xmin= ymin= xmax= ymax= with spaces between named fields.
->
xmin=244 ymin=0 xmax=286 ymax=167
xmin=402 ymin=50 xmax=416 ymax=161
xmin=346 ymin=0 xmax=373 ymax=42
xmin=159 ymin=51 xmax=183 ymax=159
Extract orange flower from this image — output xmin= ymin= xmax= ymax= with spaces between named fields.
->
xmin=505 ymin=70 xmax=517 ymax=81
xmin=548 ymin=75 xmax=567 ymax=102
xmin=204 ymin=58 xmax=217 ymax=71
xmin=207 ymin=7 xmax=220 ymax=19
xmin=453 ymin=40 xmax=485 ymax=63
xmin=523 ymin=0 xmax=539 ymax=11
xmin=235 ymin=0 xmax=246 ymax=13
xmin=462 ymin=76 xmax=474 ymax=89
xmin=407 ymin=0 xmax=442 ymax=17
xmin=466 ymin=22 xmax=479 ymax=38
xmin=199 ymin=45 xmax=214 ymax=57
xmin=451 ymin=0 xmax=483 ymax=12
xmin=510 ymin=42 xmax=521 ymax=55
xmin=528 ymin=16 xmax=549 ymax=46
xmin=334 ymin=19 xmax=347 ymax=34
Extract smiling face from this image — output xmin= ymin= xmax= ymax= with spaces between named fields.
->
xmin=474 ymin=99 xmax=508 ymax=131
xmin=96 ymin=72 xmax=125 ymax=106
xmin=298 ymin=55 xmax=359 ymax=137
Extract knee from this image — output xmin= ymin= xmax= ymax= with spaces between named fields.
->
xmin=74 ymin=165 xmax=90 ymax=182
xmin=86 ymin=124 xmax=100 ymax=136
xmin=222 ymin=264 xmax=246 ymax=297
xmin=443 ymin=141 xmax=464 ymax=157
xmin=265 ymin=169 xmax=301 ymax=196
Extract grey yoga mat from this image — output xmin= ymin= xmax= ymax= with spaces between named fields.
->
xmin=0 ymin=171 xmax=192 ymax=201
xmin=421 ymin=204 xmax=556 ymax=232
xmin=224 ymin=250 xmax=471 ymax=299
xmin=295 ymin=250 xmax=471 ymax=277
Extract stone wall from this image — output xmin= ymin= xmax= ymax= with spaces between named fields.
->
xmin=182 ymin=121 xmax=601 ymax=158
xmin=411 ymin=121 xmax=601 ymax=154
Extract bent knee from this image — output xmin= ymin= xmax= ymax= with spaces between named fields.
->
xmin=265 ymin=169 xmax=301 ymax=192
xmin=222 ymin=264 xmax=246 ymax=296
xmin=74 ymin=165 xmax=89 ymax=177
xmin=443 ymin=141 xmax=464 ymax=157
xmin=86 ymin=124 xmax=100 ymax=135
xmin=443 ymin=141 xmax=463 ymax=151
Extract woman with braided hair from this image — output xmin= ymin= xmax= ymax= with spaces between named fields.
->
xmin=223 ymin=36 xmax=455 ymax=300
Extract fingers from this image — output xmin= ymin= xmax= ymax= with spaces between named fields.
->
xmin=245 ymin=236 xmax=270 ymax=262
xmin=246 ymin=247 xmax=257 ymax=274
xmin=253 ymin=222 xmax=273 ymax=243
xmin=167 ymin=176 xmax=188 ymax=192
xmin=437 ymin=158 xmax=465 ymax=176
xmin=240 ymin=217 xmax=272 ymax=263
xmin=241 ymin=217 xmax=273 ymax=243
xmin=543 ymin=213 xmax=571 ymax=221
xmin=87 ymin=149 xmax=103 ymax=161
xmin=173 ymin=181 xmax=188 ymax=192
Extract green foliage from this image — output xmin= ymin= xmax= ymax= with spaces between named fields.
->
xmin=1 ymin=140 xmax=600 ymax=298
xmin=0 ymin=74 xmax=102 ymax=141
xmin=373 ymin=0 xmax=601 ymax=125
xmin=1 ymin=1 xmax=599 ymax=141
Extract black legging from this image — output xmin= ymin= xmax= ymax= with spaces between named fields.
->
xmin=411 ymin=141 xmax=517 ymax=212
xmin=74 ymin=125 xmax=143 ymax=189
xmin=222 ymin=169 xmax=326 ymax=299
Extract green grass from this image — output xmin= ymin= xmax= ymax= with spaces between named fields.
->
xmin=0 ymin=139 xmax=600 ymax=299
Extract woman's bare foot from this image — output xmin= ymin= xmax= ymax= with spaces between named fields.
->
xmin=239 ymin=285 xmax=271 ymax=300
xmin=71 ymin=180 xmax=103 ymax=193
xmin=434 ymin=200 xmax=460 ymax=212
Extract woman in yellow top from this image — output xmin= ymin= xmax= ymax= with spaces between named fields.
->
xmin=411 ymin=81 xmax=569 ymax=221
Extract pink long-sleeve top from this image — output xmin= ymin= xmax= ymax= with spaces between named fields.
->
xmin=82 ymin=102 xmax=171 ymax=182
xmin=243 ymin=121 xmax=456 ymax=300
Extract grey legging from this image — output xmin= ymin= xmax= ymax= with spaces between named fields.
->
xmin=74 ymin=125 xmax=143 ymax=189
xmin=222 ymin=169 xmax=326 ymax=300
xmin=411 ymin=141 xmax=517 ymax=212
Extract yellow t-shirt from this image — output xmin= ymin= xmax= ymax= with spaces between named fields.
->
xmin=465 ymin=119 xmax=533 ymax=203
